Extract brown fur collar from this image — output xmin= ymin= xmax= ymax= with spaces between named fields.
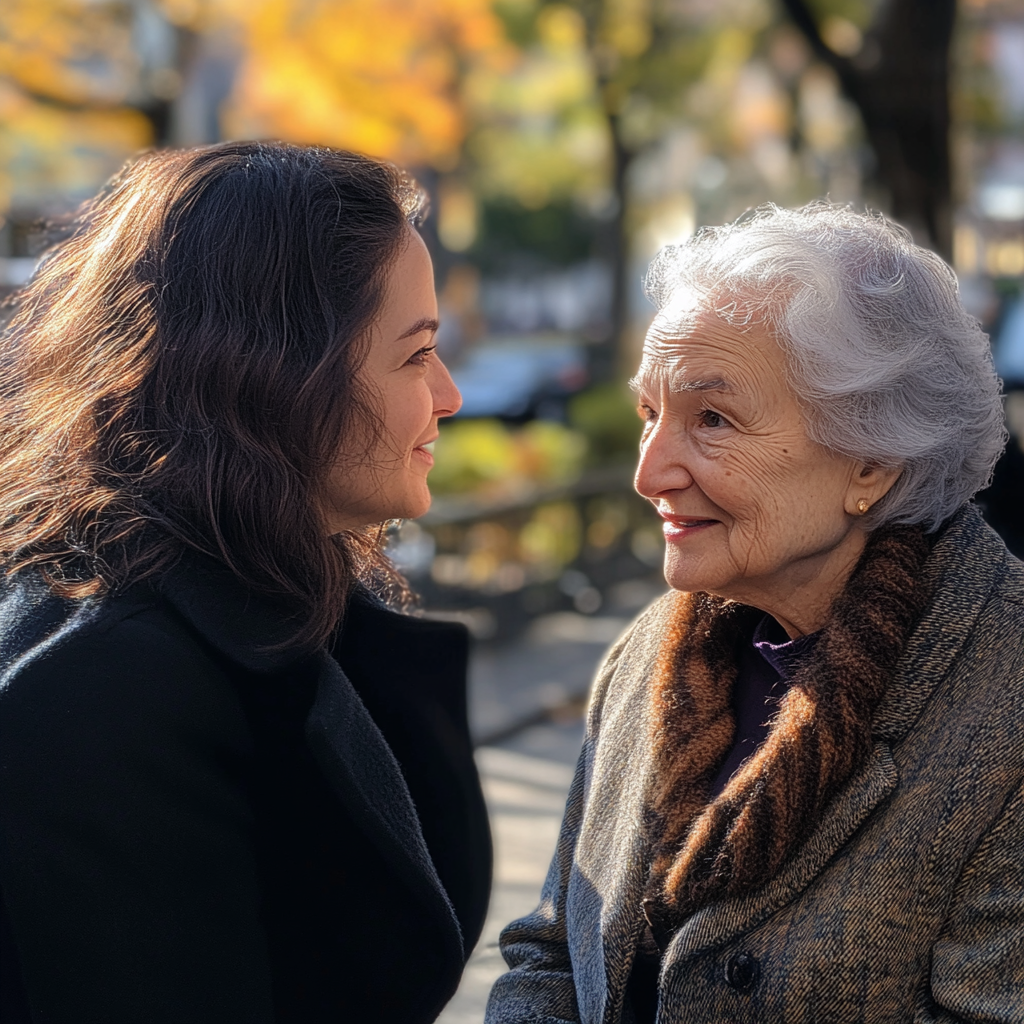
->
xmin=643 ymin=525 xmax=933 ymax=930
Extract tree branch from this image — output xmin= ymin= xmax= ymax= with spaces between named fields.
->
xmin=775 ymin=0 xmax=854 ymax=88
xmin=0 ymin=77 xmax=123 ymax=115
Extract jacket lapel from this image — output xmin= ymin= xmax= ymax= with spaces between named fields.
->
xmin=304 ymin=655 xmax=464 ymax=962
xmin=666 ymin=740 xmax=898 ymax=961
xmin=158 ymin=554 xmax=464 ymax=962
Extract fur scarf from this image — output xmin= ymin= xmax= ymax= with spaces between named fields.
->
xmin=642 ymin=525 xmax=934 ymax=932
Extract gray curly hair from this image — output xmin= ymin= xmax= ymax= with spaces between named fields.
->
xmin=643 ymin=201 xmax=1006 ymax=532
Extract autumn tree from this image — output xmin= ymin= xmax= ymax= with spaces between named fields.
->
xmin=221 ymin=0 xmax=511 ymax=167
xmin=0 ymin=0 xmax=514 ymax=226
xmin=0 ymin=1 xmax=159 ymax=219
xmin=479 ymin=0 xmax=727 ymax=375
xmin=779 ymin=0 xmax=958 ymax=258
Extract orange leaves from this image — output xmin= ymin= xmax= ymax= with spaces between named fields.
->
xmin=0 ymin=0 xmax=138 ymax=108
xmin=221 ymin=0 xmax=516 ymax=167
xmin=0 ymin=1 xmax=151 ymax=212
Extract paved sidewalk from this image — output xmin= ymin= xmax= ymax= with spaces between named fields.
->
xmin=438 ymin=719 xmax=585 ymax=1024
xmin=438 ymin=599 xmax=665 ymax=1021
xmin=466 ymin=613 xmax=627 ymax=743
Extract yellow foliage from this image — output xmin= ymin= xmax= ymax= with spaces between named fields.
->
xmin=429 ymin=418 xmax=587 ymax=497
xmin=464 ymin=8 xmax=607 ymax=208
xmin=536 ymin=5 xmax=586 ymax=52
xmin=0 ymin=80 xmax=150 ymax=211
xmin=0 ymin=0 xmax=138 ymax=107
xmin=519 ymin=501 xmax=582 ymax=568
xmin=220 ymin=0 xmax=516 ymax=167
xmin=0 ymin=0 xmax=158 ymax=213
xmin=705 ymin=27 xmax=756 ymax=91
xmin=600 ymin=0 xmax=652 ymax=60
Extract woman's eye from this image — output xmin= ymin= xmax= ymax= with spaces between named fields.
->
xmin=698 ymin=408 xmax=728 ymax=428
xmin=406 ymin=344 xmax=437 ymax=366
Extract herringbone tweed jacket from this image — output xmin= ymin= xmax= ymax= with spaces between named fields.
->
xmin=486 ymin=504 xmax=1024 ymax=1024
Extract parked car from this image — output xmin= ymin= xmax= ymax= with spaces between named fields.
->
xmin=449 ymin=334 xmax=588 ymax=421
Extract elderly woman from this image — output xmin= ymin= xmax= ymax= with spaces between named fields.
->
xmin=486 ymin=203 xmax=1024 ymax=1023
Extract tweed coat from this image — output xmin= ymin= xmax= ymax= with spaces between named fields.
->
xmin=0 ymin=552 xmax=491 ymax=1024
xmin=486 ymin=504 xmax=1024 ymax=1024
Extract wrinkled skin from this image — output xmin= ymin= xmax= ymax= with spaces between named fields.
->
xmin=633 ymin=304 xmax=900 ymax=637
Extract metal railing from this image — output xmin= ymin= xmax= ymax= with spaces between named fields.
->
xmin=388 ymin=463 xmax=665 ymax=643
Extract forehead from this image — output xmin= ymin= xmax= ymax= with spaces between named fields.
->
xmin=636 ymin=304 xmax=785 ymax=393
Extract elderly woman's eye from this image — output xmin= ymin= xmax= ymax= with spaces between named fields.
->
xmin=698 ymin=408 xmax=728 ymax=428
xmin=638 ymin=404 xmax=657 ymax=425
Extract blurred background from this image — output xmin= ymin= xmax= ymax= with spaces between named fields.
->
xmin=2 ymin=0 xmax=1023 ymax=656
xmin=4 ymin=3 xmax=1023 ymax=1016
xmin=2 ymin=0 xmax=1024 ymax=612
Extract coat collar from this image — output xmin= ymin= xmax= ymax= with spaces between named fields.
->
xmin=155 ymin=549 xmax=466 ymax=965
xmin=157 ymin=550 xmax=313 ymax=672
xmin=871 ymin=503 xmax=1009 ymax=742
xmin=304 ymin=655 xmax=465 ymax=967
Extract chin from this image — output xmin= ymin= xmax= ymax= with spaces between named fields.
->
xmin=663 ymin=550 xmax=722 ymax=596
xmin=390 ymin=488 xmax=432 ymax=522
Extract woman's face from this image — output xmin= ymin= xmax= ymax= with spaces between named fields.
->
xmin=633 ymin=305 xmax=897 ymax=636
xmin=325 ymin=229 xmax=461 ymax=532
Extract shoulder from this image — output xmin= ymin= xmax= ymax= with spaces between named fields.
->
xmin=0 ymin=573 xmax=247 ymax=781
xmin=334 ymin=590 xmax=471 ymax=710
xmin=342 ymin=589 xmax=470 ymax=655
xmin=960 ymin=528 xmax=1024 ymax=692
xmin=993 ymin=547 xmax=1024 ymax=610
xmin=586 ymin=590 xmax=679 ymax=731
xmin=975 ymin=551 xmax=1024 ymax=701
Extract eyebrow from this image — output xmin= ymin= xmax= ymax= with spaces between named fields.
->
xmin=396 ymin=317 xmax=440 ymax=341
xmin=668 ymin=375 xmax=733 ymax=394
xmin=628 ymin=374 xmax=734 ymax=395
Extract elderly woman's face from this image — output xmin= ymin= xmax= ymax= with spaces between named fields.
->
xmin=633 ymin=306 xmax=891 ymax=635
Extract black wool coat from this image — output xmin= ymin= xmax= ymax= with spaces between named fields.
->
xmin=0 ymin=553 xmax=492 ymax=1024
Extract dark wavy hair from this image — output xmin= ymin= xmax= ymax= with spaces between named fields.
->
xmin=0 ymin=140 xmax=426 ymax=649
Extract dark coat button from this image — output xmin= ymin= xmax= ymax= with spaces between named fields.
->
xmin=724 ymin=952 xmax=759 ymax=991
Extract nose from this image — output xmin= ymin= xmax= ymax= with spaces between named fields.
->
xmin=634 ymin=417 xmax=694 ymax=501
xmin=431 ymin=355 xmax=462 ymax=418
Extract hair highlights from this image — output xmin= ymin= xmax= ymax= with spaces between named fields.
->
xmin=0 ymin=141 xmax=426 ymax=649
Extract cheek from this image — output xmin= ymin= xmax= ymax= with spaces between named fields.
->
xmin=381 ymin=384 xmax=430 ymax=448
xmin=710 ymin=443 xmax=830 ymax=556
xmin=703 ymin=445 xmax=788 ymax=519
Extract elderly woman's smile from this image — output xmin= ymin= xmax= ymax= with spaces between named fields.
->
xmin=633 ymin=310 xmax=898 ymax=638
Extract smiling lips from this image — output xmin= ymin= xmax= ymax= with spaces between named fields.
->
xmin=659 ymin=512 xmax=718 ymax=541
xmin=412 ymin=438 xmax=437 ymax=467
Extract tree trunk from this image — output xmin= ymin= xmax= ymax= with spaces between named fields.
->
xmin=780 ymin=0 xmax=957 ymax=260
xmin=592 ymin=111 xmax=633 ymax=382
xmin=578 ymin=0 xmax=637 ymax=381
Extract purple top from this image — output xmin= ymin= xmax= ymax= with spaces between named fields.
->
xmin=706 ymin=615 xmax=820 ymax=798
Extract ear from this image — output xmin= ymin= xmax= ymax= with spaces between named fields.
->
xmin=845 ymin=462 xmax=902 ymax=518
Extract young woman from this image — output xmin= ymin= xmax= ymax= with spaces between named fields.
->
xmin=0 ymin=141 xmax=491 ymax=1024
